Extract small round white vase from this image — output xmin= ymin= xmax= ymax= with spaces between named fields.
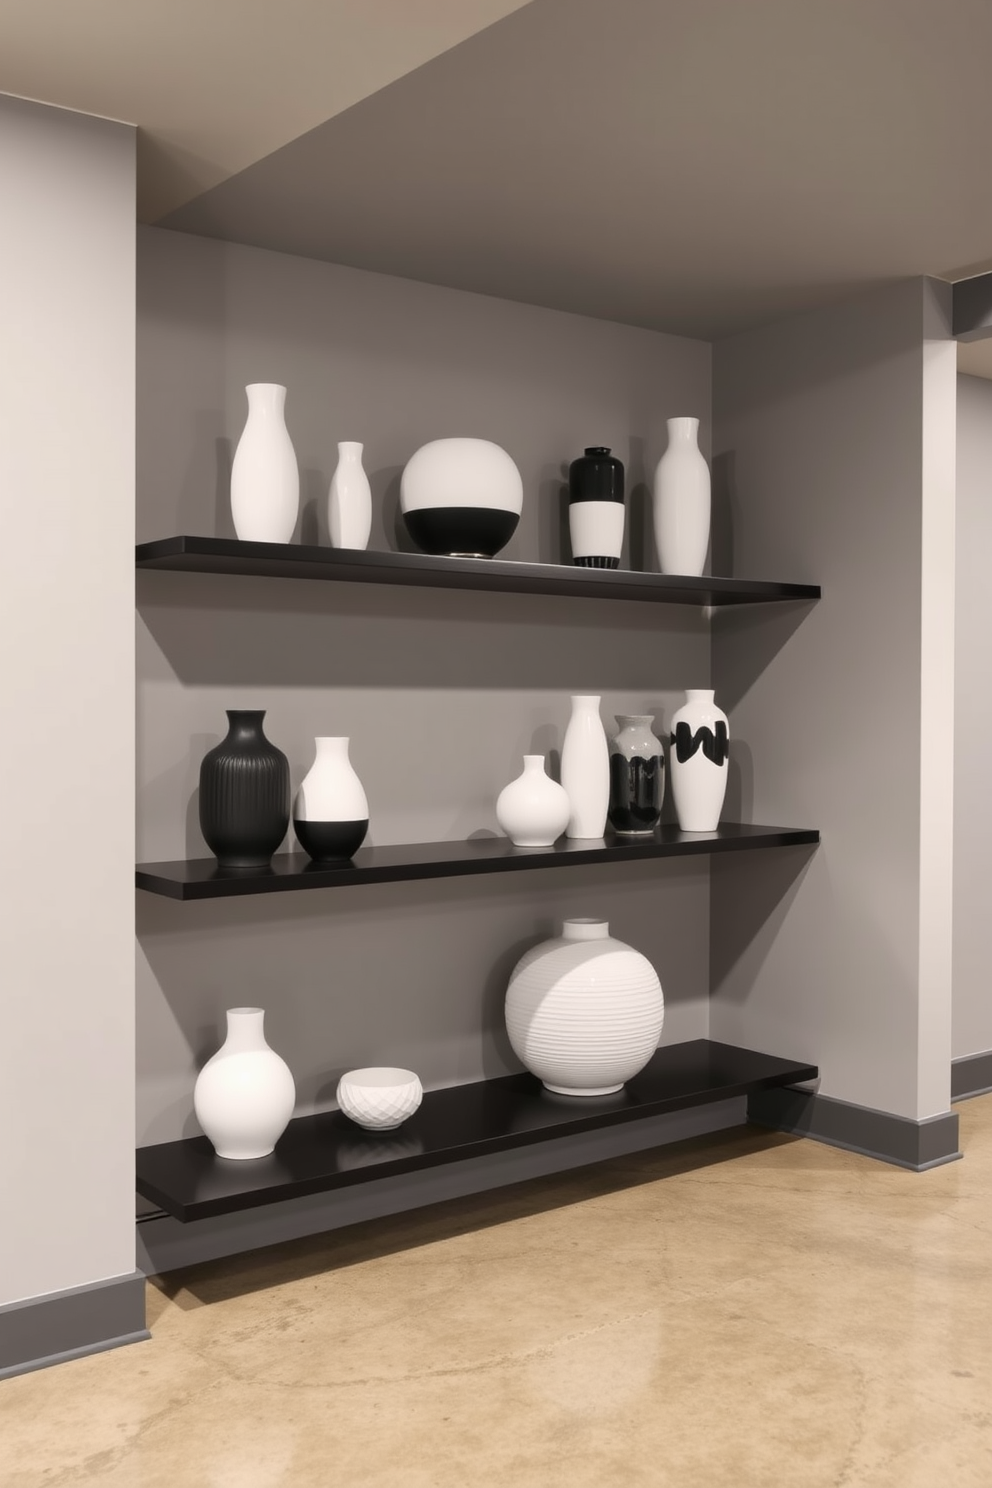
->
xmin=230 ymin=383 xmax=300 ymax=543
xmin=560 ymin=695 xmax=610 ymax=839
xmin=400 ymin=437 xmax=523 ymax=557
xmin=496 ymin=754 xmax=571 ymax=847
xmin=337 ymin=1067 xmax=423 ymax=1131
xmin=670 ymin=689 xmax=729 ymax=832
xmin=328 ymin=441 xmax=372 ymax=550
xmin=293 ymin=736 xmax=369 ymax=862
xmin=652 ymin=417 xmax=710 ymax=576
xmin=505 ymin=919 xmax=664 ymax=1096
xmin=193 ymin=1007 xmax=296 ymax=1160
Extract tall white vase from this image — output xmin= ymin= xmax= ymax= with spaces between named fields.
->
xmin=496 ymin=754 xmax=571 ymax=847
xmin=328 ymin=441 xmax=372 ymax=550
xmin=670 ymin=689 xmax=729 ymax=832
xmin=653 ymin=417 xmax=710 ymax=576
xmin=230 ymin=383 xmax=300 ymax=543
xmin=561 ymin=694 xmax=610 ymax=840
xmin=293 ymin=736 xmax=370 ymax=861
xmin=193 ymin=1008 xmax=296 ymax=1160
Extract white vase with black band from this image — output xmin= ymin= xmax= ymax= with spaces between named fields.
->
xmin=568 ymin=446 xmax=625 ymax=568
xmin=400 ymin=437 xmax=523 ymax=558
xmin=293 ymin=736 xmax=369 ymax=861
xmin=670 ymin=689 xmax=729 ymax=831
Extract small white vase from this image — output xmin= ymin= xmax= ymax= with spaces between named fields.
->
xmin=230 ymin=383 xmax=300 ymax=543
xmin=505 ymin=919 xmax=664 ymax=1096
xmin=561 ymin=695 xmax=610 ymax=840
xmin=653 ymin=417 xmax=710 ymax=576
xmin=193 ymin=1008 xmax=296 ymax=1160
xmin=294 ymin=736 xmax=369 ymax=862
xmin=400 ymin=437 xmax=523 ymax=557
xmin=328 ymin=441 xmax=372 ymax=550
xmin=496 ymin=754 xmax=571 ymax=847
xmin=337 ymin=1067 xmax=423 ymax=1131
xmin=670 ymin=689 xmax=729 ymax=832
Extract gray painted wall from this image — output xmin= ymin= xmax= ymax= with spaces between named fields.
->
xmin=953 ymin=374 xmax=992 ymax=1061
xmin=136 ymin=228 xmax=714 ymax=1147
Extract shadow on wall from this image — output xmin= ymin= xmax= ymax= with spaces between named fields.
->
xmin=709 ymin=846 xmax=817 ymax=999
xmin=712 ymin=600 xmax=818 ymax=713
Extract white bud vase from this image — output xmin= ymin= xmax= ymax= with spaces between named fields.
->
xmin=328 ymin=441 xmax=372 ymax=550
xmin=505 ymin=919 xmax=664 ymax=1096
xmin=561 ymin=694 xmax=610 ymax=839
xmin=230 ymin=383 xmax=300 ymax=543
xmin=652 ymin=417 xmax=710 ymax=576
xmin=670 ymin=689 xmax=729 ymax=832
xmin=496 ymin=754 xmax=571 ymax=847
xmin=293 ymin=736 xmax=370 ymax=862
xmin=193 ymin=1008 xmax=296 ymax=1160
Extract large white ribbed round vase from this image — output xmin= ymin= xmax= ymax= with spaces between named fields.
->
xmin=505 ymin=919 xmax=664 ymax=1095
xmin=193 ymin=1008 xmax=296 ymax=1159
xmin=652 ymin=417 xmax=710 ymax=576
xmin=670 ymin=689 xmax=729 ymax=831
xmin=230 ymin=383 xmax=300 ymax=543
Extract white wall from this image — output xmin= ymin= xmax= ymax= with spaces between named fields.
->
xmin=0 ymin=95 xmax=136 ymax=1304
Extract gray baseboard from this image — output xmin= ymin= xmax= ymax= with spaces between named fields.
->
xmin=951 ymin=1050 xmax=992 ymax=1102
xmin=0 ymin=1271 xmax=149 ymax=1380
xmin=747 ymin=1087 xmax=961 ymax=1171
xmin=138 ymin=1097 xmax=747 ymax=1275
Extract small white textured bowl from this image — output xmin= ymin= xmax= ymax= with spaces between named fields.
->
xmin=336 ymin=1067 xmax=423 ymax=1131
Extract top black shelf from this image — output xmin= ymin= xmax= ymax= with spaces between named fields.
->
xmin=135 ymin=537 xmax=820 ymax=607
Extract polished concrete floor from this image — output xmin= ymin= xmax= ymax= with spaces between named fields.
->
xmin=4 ymin=1096 xmax=992 ymax=1487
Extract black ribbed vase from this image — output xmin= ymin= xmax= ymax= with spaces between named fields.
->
xmin=199 ymin=711 xmax=290 ymax=868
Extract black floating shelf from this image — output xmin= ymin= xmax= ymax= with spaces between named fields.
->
xmin=135 ymin=1038 xmax=819 ymax=1221
xmin=135 ymin=823 xmax=820 ymax=901
xmin=135 ymin=536 xmax=821 ymax=607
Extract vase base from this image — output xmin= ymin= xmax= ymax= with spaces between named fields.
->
xmin=214 ymin=856 xmax=275 ymax=870
xmin=612 ymin=828 xmax=658 ymax=838
xmin=573 ymin=555 xmax=621 ymax=570
xmin=542 ymin=1081 xmax=624 ymax=1097
xmin=214 ymin=1145 xmax=276 ymax=1160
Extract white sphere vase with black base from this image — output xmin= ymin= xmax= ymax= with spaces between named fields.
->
xmin=293 ymin=736 xmax=369 ymax=861
xmin=400 ymin=437 xmax=523 ymax=557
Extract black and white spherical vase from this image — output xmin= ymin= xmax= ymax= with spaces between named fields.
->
xmin=293 ymin=736 xmax=369 ymax=862
xmin=568 ymin=446 xmax=625 ymax=569
xmin=400 ymin=437 xmax=523 ymax=558
xmin=199 ymin=711 xmax=290 ymax=868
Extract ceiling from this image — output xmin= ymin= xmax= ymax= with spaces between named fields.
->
xmin=5 ymin=0 xmax=992 ymax=343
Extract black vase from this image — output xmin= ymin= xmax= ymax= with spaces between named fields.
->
xmin=199 ymin=711 xmax=290 ymax=868
xmin=567 ymin=446 xmax=625 ymax=569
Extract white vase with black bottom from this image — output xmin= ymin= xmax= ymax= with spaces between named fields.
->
xmin=194 ymin=1008 xmax=296 ymax=1160
xmin=293 ymin=736 xmax=369 ymax=861
xmin=561 ymin=694 xmax=610 ymax=839
xmin=670 ymin=689 xmax=729 ymax=831
xmin=568 ymin=446 xmax=625 ymax=568
xmin=496 ymin=755 xmax=571 ymax=847
xmin=230 ymin=383 xmax=300 ymax=543
xmin=328 ymin=441 xmax=372 ymax=550
xmin=652 ymin=417 xmax=710 ymax=576
xmin=400 ymin=437 xmax=523 ymax=557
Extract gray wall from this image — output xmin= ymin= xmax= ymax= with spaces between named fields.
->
xmin=0 ymin=97 xmax=136 ymax=1304
xmin=136 ymin=228 xmax=714 ymax=1147
xmin=710 ymin=277 xmax=956 ymax=1121
xmin=953 ymin=374 xmax=992 ymax=1061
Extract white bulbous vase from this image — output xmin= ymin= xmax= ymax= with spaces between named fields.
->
xmin=561 ymin=694 xmax=610 ymax=839
xmin=496 ymin=754 xmax=571 ymax=847
xmin=505 ymin=919 xmax=664 ymax=1095
xmin=293 ymin=736 xmax=369 ymax=862
xmin=328 ymin=441 xmax=372 ymax=550
xmin=230 ymin=383 xmax=300 ymax=543
xmin=193 ymin=1007 xmax=296 ymax=1160
xmin=400 ymin=437 xmax=523 ymax=557
xmin=670 ymin=689 xmax=729 ymax=832
xmin=652 ymin=417 xmax=710 ymax=576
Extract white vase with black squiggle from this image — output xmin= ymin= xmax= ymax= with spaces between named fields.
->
xmin=293 ymin=737 xmax=369 ymax=861
xmin=670 ymin=689 xmax=729 ymax=832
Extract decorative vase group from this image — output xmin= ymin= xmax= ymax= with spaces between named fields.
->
xmin=568 ymin=446 xmax=624 ymax=568
xmin=194 ymin=1008 xmax=296 ymax=1160
xmin=400 ymin=437 xmax=523 ymax=558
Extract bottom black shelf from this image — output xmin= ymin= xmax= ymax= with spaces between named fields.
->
xmin=136 ymin=1039 xmax=818 ymax=1221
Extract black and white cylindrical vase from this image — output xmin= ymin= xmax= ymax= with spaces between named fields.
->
xmin=199 ymin=711 xmax=290 ymax=868
xmin=400 ymin=438 xmax=523 ymax=558
xmin=670 ymin=690 xmax=729 ymax=832
xmin=567 ymin=446 xmax=624 ymax=569
xmin=293 ymin=736 xmax=369 ymax=861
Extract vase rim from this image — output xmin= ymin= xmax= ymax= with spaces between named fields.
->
xmin=667 ymin=415 xmax=699 ymax=427
xmin=583 ymin=446 xmax=612 ymax=455
xmin=684 ymin=688 xmax=715 ymax=700
xmin=227 ymin=1006 xmax=264 ymax=1017
xmin=615 ymin=714 xmax=656 ymax=727
xmin=337 ymin=440 xmax=364 ymax=454
xmin=522 ymin=753 xmax=546 ymax=767
xmin=226 ymin=709 xmax=266 ymax=722
xmin=562 ymin=918 xmax=610 ymax=940
xmin=570 ymin=694 xmax=601 ymax=705
xmin=341 ymin=1067 xmax=420 ymax=1087
xmin=245 ymin=382 xmax=286 ymax=394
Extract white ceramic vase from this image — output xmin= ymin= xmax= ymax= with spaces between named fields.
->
xmin=193 ymin=1007 xmax=296 ymax=1160
xmin=400 ymin=437 xmax=523 ymax=557
xmin=328 ymin=441 xmax=372 ymax=550
xmin=230 ymin=383 xmax=300 ymax=543
xmin=505 ymin=919 xmax=664 ymax=1096
xmin=293 ymin=736 xmax=369 ymax=862
xmin=496 ymin=754 xmax=571 ymax=847
xmin=652 ymin=417 xmax=710 ymax=576
xmin=561 ymin=694 xmax=610 ymax=839
xmin=670 ymin=689 xmax=729 ymax=831
xmin=336 ymin=1067 xmax=423 ymax=1131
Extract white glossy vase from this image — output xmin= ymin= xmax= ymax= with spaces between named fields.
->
xmin=496 ymin=754 xmax=571 ymax=847
xmin=193 ymin=1008 xmax=296 ymax=1160
xmin=328 ymin=441 xmax=372 ymax=550
xmin=653 ymin=417 xmax=710 ymax=576
xmin=561 ymin=694 xmax=610 ymax=839
xmin=505 ymin=919 xmax=664 ymax=1096
xmin=293 ymin=736 xmax=369 ymax=862
xmin=230 ymin=383 xmax=300 ymax=543
xmin=670 ymin=689 xmax=729 ymax=832
xmin=400 ymin=437 xmax=523 ymax=558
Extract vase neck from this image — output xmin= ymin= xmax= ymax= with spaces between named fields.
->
xmin=315 ymin=735 xmax=350 ymax=762
xmin=667 ymin=417 xmax=699 ymax=443
xmin=616 ymin=714 xmax=654 ymax=730
xmin=226 ymin=710 xmax=266 ymax=744
xmin=522 ymin=754 xmax=547 ymax=774
xmin=224 ymin=1007 xmax=267 ymax=1052
xmin=245 ymin=383 xmax=287 ymax=418
xmin=562 ymin=918 xmax=610 ymax=941
xmin=570 ymin=694 xmax=601 ymax=712
xmin=684 ymin=689 xmax=715 ymax=704
xmin=337 ymin=441 xmax=364 ymax=459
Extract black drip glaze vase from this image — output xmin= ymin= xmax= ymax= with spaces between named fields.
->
xmin=199 ymin=711 xmax=290 ymax=868
xmin=567 ymin=446 xmax=625 ymax=569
